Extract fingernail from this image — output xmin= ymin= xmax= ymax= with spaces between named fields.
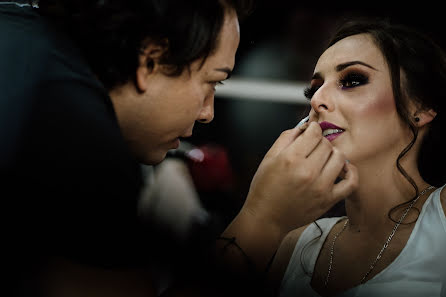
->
xmin=298 ymin=122 xmax=309 ymax=131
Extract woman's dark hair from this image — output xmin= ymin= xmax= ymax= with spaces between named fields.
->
xmin=301 ymin=18 xmax=446 ymax=275
xmin=328 ymin=18 xmax=446 ymax=218
xmin=37 ymin=0 xmax=253 ymax=90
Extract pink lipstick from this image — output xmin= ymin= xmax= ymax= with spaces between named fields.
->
xmin=319 ymin=121 xmax=344 ymax=142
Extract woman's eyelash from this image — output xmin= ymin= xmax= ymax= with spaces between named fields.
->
xmin=339 ymin=72 xmax=369 ymax=88
xmin=303 ymin=86 xmax=318 ymax=100
xmin=303 ymin=72 xmax=368 ymax=100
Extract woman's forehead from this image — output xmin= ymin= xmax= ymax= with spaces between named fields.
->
xmin=315 ymin=34 xmax=386 ymax=74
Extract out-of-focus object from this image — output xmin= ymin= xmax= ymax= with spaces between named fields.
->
xmin=187 ymin=143 xmax=235 ymax=193
xmin=138 ymin=158 xmax=209 ymax=242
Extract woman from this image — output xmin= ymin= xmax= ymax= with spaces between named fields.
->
xmin=271 ymin=19 xmax=446 ymax=297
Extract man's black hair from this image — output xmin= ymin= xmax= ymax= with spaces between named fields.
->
xmin=38 ymin=0 xmax=253 ymax=90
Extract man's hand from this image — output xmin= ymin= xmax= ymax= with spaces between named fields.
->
xmin=219 ymin=121 xmax=358 ymax=273
xmin=243 ymin=121 xmax=358 ymax=235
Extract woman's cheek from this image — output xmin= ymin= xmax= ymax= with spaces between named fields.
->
xmin=355 ymin=90 xmax=396 ymax=118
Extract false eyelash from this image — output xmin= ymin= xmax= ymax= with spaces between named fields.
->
xmin=303 ymin=86 xmax=318 ymax=100
xmin=339 ymin=72 xmax=369 ymax=89
xmin=303 ymin=71 xmax=368 ymax=99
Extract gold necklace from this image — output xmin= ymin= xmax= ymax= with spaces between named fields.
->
xmin=324 ymin=185 xmax=435 ymax=287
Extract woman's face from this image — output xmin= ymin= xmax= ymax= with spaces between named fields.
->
xmin=307 ymin=33 xmax=411 ymax=165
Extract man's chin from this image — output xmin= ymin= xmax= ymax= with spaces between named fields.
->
xmin=138 ymin=151 xmax=167 ymax=166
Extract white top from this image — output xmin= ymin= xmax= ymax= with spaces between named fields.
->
xmin=280 ymin=185 xmax=446 ymax=297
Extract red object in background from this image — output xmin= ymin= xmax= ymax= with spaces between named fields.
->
xmin=187 ymin=144 xmax=235 ymax=193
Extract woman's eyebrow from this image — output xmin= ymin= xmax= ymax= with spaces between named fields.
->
xmin=311 ymin=60 xmax=378 ymax=80
xmin=335 ymin=61 xmax=378 ymax=72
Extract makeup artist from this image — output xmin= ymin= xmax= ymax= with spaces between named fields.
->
xmin=1 ymin=1 xmax=357 ymax=296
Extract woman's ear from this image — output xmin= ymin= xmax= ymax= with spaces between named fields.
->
xmin=135 ymin=42 xmax=167 ymax=92
xmin=414 ymin=109 xmax=437 ymax=127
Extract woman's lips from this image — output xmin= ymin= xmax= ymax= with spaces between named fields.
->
xmin=324 ymin=132 xmax=343 ymax=141
xmin=319 ymin=121 xmax=344 ymax=141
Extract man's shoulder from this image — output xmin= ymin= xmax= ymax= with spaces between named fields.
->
xmin=1 ymin=5 xmax=100 ymax=90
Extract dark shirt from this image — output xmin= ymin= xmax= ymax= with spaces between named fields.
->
xmin=0 ymin=3 xmax=147 ymax=270
xmin=1 ymin=4 xmax=261 ymax=297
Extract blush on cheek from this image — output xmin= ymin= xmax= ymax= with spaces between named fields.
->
xmin=356 ymin=91 xmax=396 ymax=118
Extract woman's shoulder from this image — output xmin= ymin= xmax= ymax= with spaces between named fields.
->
xmin=269 ymin=217 xmax=344 ymax=290
xmin=276 ymin=217 xmax=344 ymax=263
xmin=440 ymin=184 xmax=446 ymax=213
xmin=268 ymin=224 xmax=310 ymax=293
xmin=276 ymin=224 xmax=311 ymax=267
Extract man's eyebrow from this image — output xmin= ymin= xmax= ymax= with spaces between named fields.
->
xmin=336 ymin=61 xmax=378 ymax=72
xmin=215 ymin=67 xmax=232 ymax=79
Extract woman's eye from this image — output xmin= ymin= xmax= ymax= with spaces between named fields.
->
xmin=339 ymin=72 xmax=369 ymax=89
xmin=304 ymin=85 xmax=319 ymax=100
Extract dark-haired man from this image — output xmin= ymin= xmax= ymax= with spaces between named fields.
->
xmin=1 ymin=1 xmax=357 ymax=296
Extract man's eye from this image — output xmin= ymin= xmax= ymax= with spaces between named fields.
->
xmin=210 ymin=81 xmax=224 ymax=91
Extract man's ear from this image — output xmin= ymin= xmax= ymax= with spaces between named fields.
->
xmin=414 ymin=108 xmax=437 ymax=127
xmin=135 ymin=42 xmax=167 ymax=92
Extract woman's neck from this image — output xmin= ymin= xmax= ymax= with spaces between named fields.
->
xmin=344 ymin=155 xmax=429 ymax=235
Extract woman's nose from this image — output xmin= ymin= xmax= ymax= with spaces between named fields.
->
xmin=310 ymin=86 xmax=334 ymax=113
